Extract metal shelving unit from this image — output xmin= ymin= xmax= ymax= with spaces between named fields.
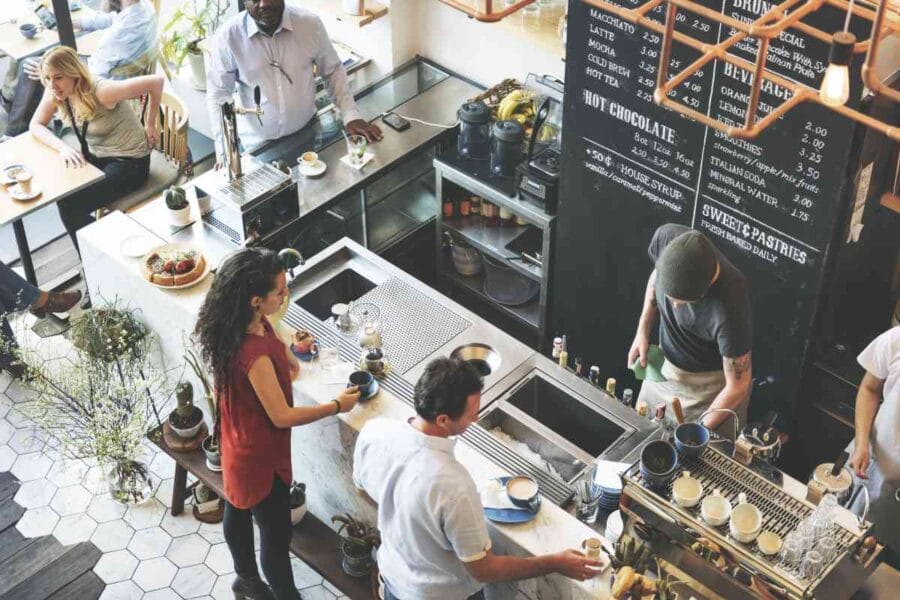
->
xmin=434 ymin=152 xmax=556 ymax=348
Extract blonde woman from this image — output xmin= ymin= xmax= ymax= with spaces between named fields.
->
xmin=29 ymin=46 xmax=163 ymax=258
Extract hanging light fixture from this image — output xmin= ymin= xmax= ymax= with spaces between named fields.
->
xmin=820 ymin=0 xmax=859 ymax=107
xmin=820 ymin=31 xmax=856 ymax=107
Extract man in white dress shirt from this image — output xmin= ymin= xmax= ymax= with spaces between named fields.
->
xmin=206 ymin=0 xmax=381 ymax=164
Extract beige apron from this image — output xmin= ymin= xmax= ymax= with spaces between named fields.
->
xmin=637 ymin=360 xmax=746 ymax=440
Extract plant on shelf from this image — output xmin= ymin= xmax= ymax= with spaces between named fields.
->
xmin=184 ymin=345 xmax=220 ymax=472
xmin=168 ymin=381 xmax=204 ymax=439
xmin=332 ymin=513 xmax=380 ymax=577
xmin=159 ymin=0 xmax=228 ymax=89
xmin=3 ymin=299 xmax=171 ymax=504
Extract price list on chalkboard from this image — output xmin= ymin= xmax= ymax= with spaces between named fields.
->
xmin=556 ymin=0 xmax=866 ymax=416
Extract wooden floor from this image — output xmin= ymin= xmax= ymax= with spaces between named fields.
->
xmin=0 ymin=472 xmax=104 ymax=600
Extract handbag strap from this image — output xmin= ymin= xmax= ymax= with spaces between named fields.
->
xmin=64 ymin=100 xmax=91 ymax=160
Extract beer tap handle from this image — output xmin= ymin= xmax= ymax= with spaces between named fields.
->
xmin=254 ymin=86 xmax=262 ymax=126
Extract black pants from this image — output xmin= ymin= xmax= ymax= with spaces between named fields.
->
xmin=223 ymin=477 xmax=300 ymax=600
xmin=58 ymin=153 xmax=151 ymax=255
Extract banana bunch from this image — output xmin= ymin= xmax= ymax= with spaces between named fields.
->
xmin=497 ymin=90 xmax=534 ymax=125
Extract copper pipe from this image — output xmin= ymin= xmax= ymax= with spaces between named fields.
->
xmin=654 ymin=2 xmax=678 ymax=103
xmin=862 ymin=0 xmax=900 ymax=103
xmin=437 ymin=0 xmax=535 ymax=22
xmin=668 ymin=0 xmax=825 ymax=39
xmin=744 ymin=37 xmax=771 ymax=130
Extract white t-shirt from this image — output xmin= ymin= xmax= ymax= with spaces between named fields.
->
xmin=353 ymin=418 xmax=491 ymax=600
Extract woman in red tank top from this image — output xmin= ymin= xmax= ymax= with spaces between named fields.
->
xmin=194 ymin=249 xmax=360 ymax=600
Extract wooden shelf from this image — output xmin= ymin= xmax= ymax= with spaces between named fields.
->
xmin=297 ymin=0 xmax=388 ymax=28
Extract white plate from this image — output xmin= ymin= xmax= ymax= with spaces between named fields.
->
xmin=1 ymin=165 xmax=27 ymax=186
xmin=142 ymin=243 xmax=211 ymax=290
xmin=8 ymin=183 xmax=41 ymax=201
xmin=120 ymin=234 xmax=158 ymax=258
xmin=297 ymin=160 xmax=327 ymax=177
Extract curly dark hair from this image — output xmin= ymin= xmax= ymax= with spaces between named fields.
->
xmin=414 ymin=358 xmax=483 ymax=421
xmin=193 ymin=248 xmax=284 ymax=392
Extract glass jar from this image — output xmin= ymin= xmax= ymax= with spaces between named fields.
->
xmin=457 ymin=102 xmax=491 ymax=160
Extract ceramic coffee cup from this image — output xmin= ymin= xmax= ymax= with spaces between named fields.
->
xmin=19 ymin=23 xmax=38 ymax=39
xmin=674 ymin=422 xmax=709 ymax=457
xmin=640 ymin=440 xmax=679 ymax=490
xmin=348 ymin=370 xmax=374 ymax=397
xmin=672 ymin=471 xmax=704 ymax=508
xmin=506 ymin=475 xmax=540 ymax=512
xmin=729 ymin=492 xmax=762 ymax=543
xmin=300 ymin=151 xmax=318 ymax=168
xmin=15 ymin=172 xmax=33 ymax=195
xmin=363 ymin=346 xmax=385 ymax=373
xmin=701 ymin=489 xmax=732 ymax=526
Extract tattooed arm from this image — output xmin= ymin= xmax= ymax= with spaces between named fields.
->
xmin=702 ymin=351 xmax=752 ymax=430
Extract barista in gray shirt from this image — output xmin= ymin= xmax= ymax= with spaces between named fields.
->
xmin=628 ymin=224 xmax=753 ymax=436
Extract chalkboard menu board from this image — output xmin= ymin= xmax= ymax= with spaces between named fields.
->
xmin=554 ymin=0 xmax=867 ymax=421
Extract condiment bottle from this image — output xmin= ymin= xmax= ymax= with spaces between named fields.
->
xmin=574 ymin=357 xmax=583 ymax=377
xmin=499 ymin=205 xmax=513 ymax=226
xmin=442 ymin=197 xmax=455 ymax=218
xmin=635 ymin=398 xmax=649 ymax=417
xmin=589 ymin=365 xmax=600 ymax=385
xmin=515 ymin=213 xmax=528 ymax=226
xmin=558 ymin=334 xmax=568 ymax=369
xmin=622 ymin=388 xmax=634 ymax=407
xmin=606 ymin=377 xmax=617 ymax=397
xmin=459 ymin=196 xmax=470 ymax=216
xmin=469 ymin=196 xmax=481 ymax=216
xmin=551 ymin=337 xmax=562 ymax=359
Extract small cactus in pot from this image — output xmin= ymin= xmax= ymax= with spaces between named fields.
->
xmin=165 ymin=185 xmax=191 ymax=226
xmin=167 ymin=381 xmax=204 ymax=439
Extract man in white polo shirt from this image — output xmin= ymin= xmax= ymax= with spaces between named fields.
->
xmin=353 ymin=358 xmax=600 ymax=600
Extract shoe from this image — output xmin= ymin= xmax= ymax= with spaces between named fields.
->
xmin=3 ymin=361 xmax=31 ymax=381
xmin=29 ymin=289 xmax=83 ymax=318
xmin=231 ymin=576 xmax=276 ymax=600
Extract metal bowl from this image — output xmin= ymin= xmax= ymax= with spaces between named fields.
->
xmin=451 ymin=244 xmax=483 ymax=276
xmin=450 ymin=343 xmax=501 ymax=377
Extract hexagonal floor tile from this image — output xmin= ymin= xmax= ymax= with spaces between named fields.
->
xmin=124 ymin=497 xmax=166 ymax=530
xmin=91 ymin=519 xmax=135 ymax=552
xmin=82 ymin=464 xmax=109 ymax=495
xmin=0 ymin=395 xmax=11 ymax=419
xmin=5 ymin=379 xmax=40 ymax=404
xmin=98 ymin=579 xmax=143 ymax=600
xmin=15 ymin=505 xmax=59 ymax=538
xmin=0 ymin=418 xmax=13 ymax=444
xmin=14 ymin=478 xmax=58 ymax=508
xmin=93 ymin=549 xmax=139 ymax=584
xmin=155 ymin=478 xmax=174 ymax=508
xmin=160 ymin=509 xmax=201 ymax=537
xmin=143 ymin=589 xmax=182 ymax=600
xmin=290 ymin=555 xmax=324 ymax=589
xmin=5 ymin=403 xmax=38 ymax=428
xmin=0 ymin=444 xmax=15 ymax=471
xmin=198 ymin=522 xmax=225 ymax=545
xmin=166 ymin=533 xmax=211 ymax=567
xmin=10 ymin=452 xmax=53 ymax=482
xmin=149 ymin=452 xmax=175 ymax=479
xmin=50 ymin=484 xmax=93 ymax=516
xmin=87 ymin=493 xmax=128 ymax=523
xmin=132 ymin=556 xmax=178 ymax=592
xmin=172 ymin=564 xmax=217 ymax=598
xmin=299 ymin=586 xmax=337 ymax=600
xmin=204 ymin=542 xmax=235 ymax=576
xmin=6 ymin=427 xmax=47 ymax=453
xmin=53 ymin=513 xmax=97 ymax=545
xmin=46 ymin=457 xmax=89 ymax=487
xmin=128 ymin=526 xmax=172 ymax=559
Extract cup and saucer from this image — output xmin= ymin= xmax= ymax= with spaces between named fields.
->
xmin=482 ymin=475 xmax=542 ymax=524
xmin=8 ymin=171 xmax=41 ymax=201
xmin=348 ymin=370 xmax=379 ymax=402
xmin=297 ymin=151 xmax=326 ymax=177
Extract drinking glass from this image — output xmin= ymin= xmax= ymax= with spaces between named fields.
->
xmin=800 ymin=549 xmax=824 ymax=579
xmin=815 ymin=537 xmax=838 ymax=564
xmin=522 ymin=4 xmax=541 ymax=33
xmin=319 ymin=346 xmax=340 ymax=374
xmin=812 ymin=508 xmax=834 ymax=539
xmin=346 ymin=134 xmax=367 ymax=167
xmin=795 ymin=518 xmax=815 ymax=549
xmin=781 ymin=533 xmax=804 ymax=567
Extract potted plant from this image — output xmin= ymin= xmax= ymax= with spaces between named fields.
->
xmin=165 ymin=186 xmax=191 ymax=227
xmin=332 ymin=513 xmax=380 ymax=577
xmin=7 ymin=300 xmax=170 ymax=505
xmin=184 ymin=347 xmax=221 ymax=472
xmin=159 ymin=0 xmax=228 ymax=90
xmin=168 ymin=381 xmax=204 ymax=439
xmin=290 ymin=481 xmax=307 ymax=525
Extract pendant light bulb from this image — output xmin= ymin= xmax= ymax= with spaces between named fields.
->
xmin=820 ymin=31 xmax=856 ymax=107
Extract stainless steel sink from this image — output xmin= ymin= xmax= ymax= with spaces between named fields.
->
xmin=292 ymin=268 xmax=376 ymax=320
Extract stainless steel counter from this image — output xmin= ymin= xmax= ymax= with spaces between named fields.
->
xmin=130 ymin=69 xmax=480 ymax=266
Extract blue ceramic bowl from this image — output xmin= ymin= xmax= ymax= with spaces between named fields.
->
xmin=20 ymin=24 xmax=38 ymax=39
xmin=640 ymin=440 xmax=678 ymax=490
xmin=674 ymin=422 xmax=710 ymax=457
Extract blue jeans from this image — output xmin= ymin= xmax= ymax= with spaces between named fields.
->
xmin=0 ymin=261 xmax=41 ymax=366
xmin=383 ymin=580 xmax=485 ymax=600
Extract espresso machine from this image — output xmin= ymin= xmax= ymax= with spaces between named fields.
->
xmin=194 ymin=86 xmax=299 ymax=246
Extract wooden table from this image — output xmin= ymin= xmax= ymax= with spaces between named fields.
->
xmin=0 ymin=1 xmax=103 ymax=62
xmin=148 ymin=426 xmax=374 ymax=599
xmin=0 ymin=132 xmax=104 ymax=283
